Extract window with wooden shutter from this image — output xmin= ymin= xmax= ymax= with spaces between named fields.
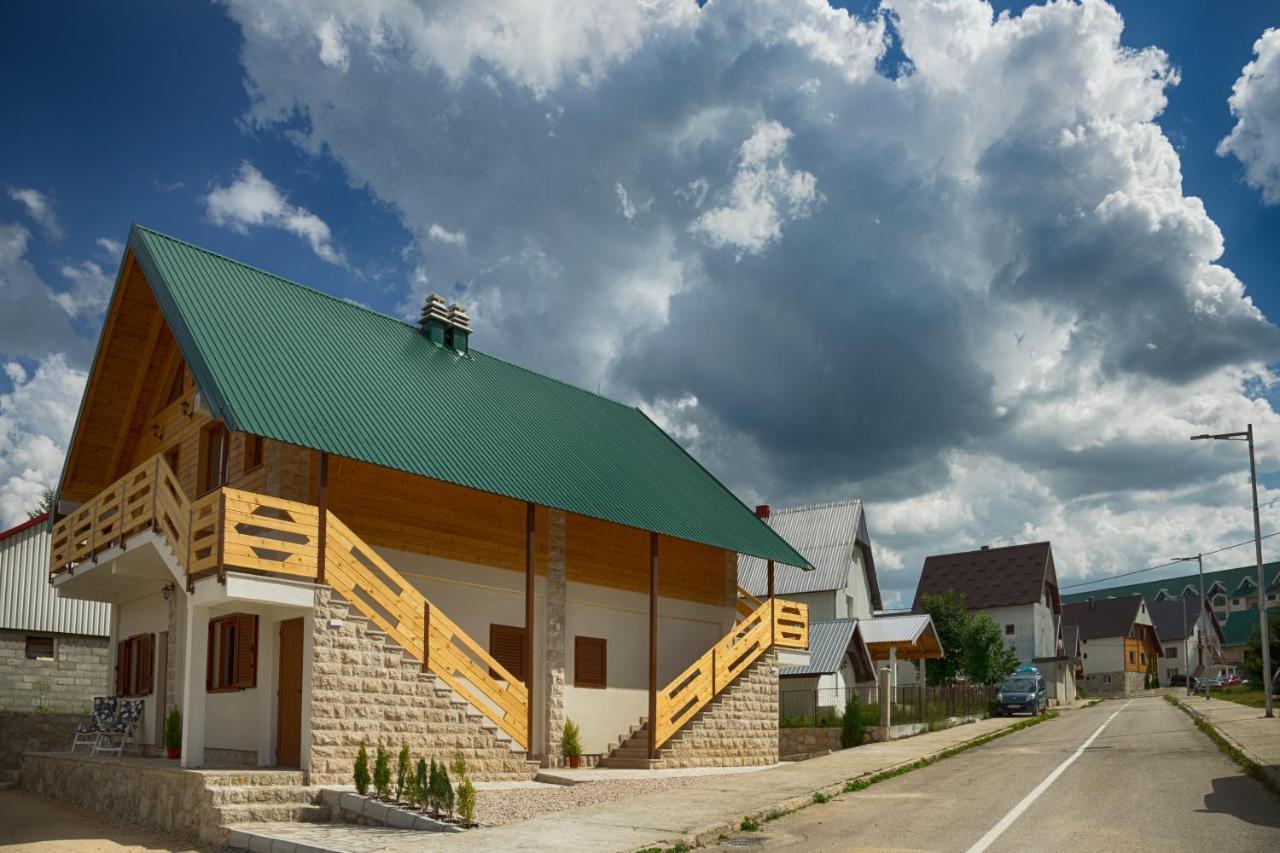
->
xmin=207 ymin=613 xmax=259 ymax=691
xmin=244 ymin=434 xmax=265 ymax=472
xmin=25 ymin=636 xmax=54 ymax=659
xmin=574 ymin=636 xmax=607 ymax=689
xmin=489 ymin=624 xmax=526 ymax=682
xmin=116 ymin=634 xmax=154 ymax=697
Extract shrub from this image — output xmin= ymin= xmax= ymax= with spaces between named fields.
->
xmin=427 ymin=759 xmax=440 ymax=813
xmin=395 ymin=745 xmax=411 ymax=802
xmin=414 ymin=758 xmax=428 ymax=809
xmin=457 ymin=778 xmax=477 ymax=826
xmin=1077 ymin=687 xmax=1088 ymax=699
xmin=740 ymin=816 xmax=760 ymax=832
xmin=164 ymin=707 xmax=182 ymax=749
xmin=563 ymin=718 xmax=583 ymax=759
xmin=450 ymin=751 xmax=468 ymax=780
xmin=373 ymin=743 xmax=392 ymax=799
xmin=440 ymin=764 xmax=455 ymax=817
xmin=840 ymin=693 xmax=863 ymax=748
xmin=354 ymin=742 xmax=371 ymax=796
xmin=812 ymin=791 xmax=830 ymax=804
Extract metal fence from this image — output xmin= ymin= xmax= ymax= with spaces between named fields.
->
xmin=887 ymin=683 xmax=996 ymax=724
xmin=780 ymin=683 xmax=997 ymax=727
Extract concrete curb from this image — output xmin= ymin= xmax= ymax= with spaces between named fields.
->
xmin=666 ymin=714 xmax=1052 ymax=850
xmin=1167 ymin=695 xmax=1280 ymax=793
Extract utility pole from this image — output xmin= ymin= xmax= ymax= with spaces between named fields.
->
xmin=1174 ymin=554 xmax=1206 ymax=699
xmin=1191 ymin=425 xmax=1273 ymax=717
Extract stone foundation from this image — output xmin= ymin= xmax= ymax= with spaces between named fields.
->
xmin=307 ymin=589 xmax=535 ymax=785
xmin=656 ymin=650 xmax=779 ymax=768
xmin=0 ymin=711 xmax=84 ymax=779
xmin=779 ymin=726 xmax=843 ymax=759
xmin=1080 ymin=670 xmax=1146 ymax=697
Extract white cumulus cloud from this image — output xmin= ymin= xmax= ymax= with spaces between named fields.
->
xmin=0 ymin=355 xmax=87 ymax=528
xmin=7 ymin=187 xmax=63 ymax=240
xmin=1218 ymin=27 xmax=1280 ymax=204
xmin=205 ymin=162 xmax=345 ymax=265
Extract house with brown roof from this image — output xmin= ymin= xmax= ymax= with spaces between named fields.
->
xmin=912 ymin=542 xmax=1073 ymax=701
xmin=1062 ymin=594 xmax=1161 ymax=696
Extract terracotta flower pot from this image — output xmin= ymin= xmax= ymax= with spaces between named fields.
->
xmin=166 ymin=746 xmax=180 ymax=760
xmin=568 ymin=756 xmax=581 ymax=769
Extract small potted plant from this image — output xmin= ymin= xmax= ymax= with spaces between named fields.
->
xmin=562 ymin=718 xmax=583 ymax=769
xmin=164 ymin=707 xmax=182 ymax=759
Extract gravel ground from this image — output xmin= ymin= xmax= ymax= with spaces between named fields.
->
xmin=0 ymin=789 xmax=206 ymax=851
xmin=475 ymin=776 xmax=710 ymax=826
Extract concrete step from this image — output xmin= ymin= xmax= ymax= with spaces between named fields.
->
xmin=596 ymin=756 xmax=662 ymax=769
xmin=203 ymin=771 xmax=307 ymax=787
xmin=607 ymin=747 xmax=653 ymax=760
xmin=207 ymin=784 xmax=318 ymax=805
xmin=215 ymin=803 xmax=331 ymax=824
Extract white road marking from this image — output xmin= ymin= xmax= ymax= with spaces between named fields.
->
xmin=966 ymin=700 xmax=1133 ymax=853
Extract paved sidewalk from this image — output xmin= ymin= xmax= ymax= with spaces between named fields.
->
xmin=1172 ymin=693 xmax=1280 ymax=788
xmin=232 ymin=712 xmax=1046 ymax=853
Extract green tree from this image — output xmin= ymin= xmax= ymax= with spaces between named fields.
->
xmin=439 ymin=764 xmax=454 ymax=817
xmin=427 ymin=758 xmax=441 ymax=814
xmin=1243 ymin=608 xmax=1280 ymax=684
xmin=963 ymin=613 xmax=1021 ymax=685
xmin=28 ymin=487 xmax=55 ymax=520
xmin=919 ymin=591 xmax=970 ymax=685
xmin=414 ymin=757 xmax=428 ymax=809
xmin=373 ymin=743 xmax=391 ymax=799
xmin=395 ymin=744 xmax=411 ymax=801
xmin=456 ymin=778 xmax=477 ymax=826
xmin=840 ymin=692 xmax=863 ymax=748
xmin=353 ymin=742 xmax=371 ymax=796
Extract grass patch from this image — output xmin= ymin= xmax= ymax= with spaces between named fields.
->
xmin=1215 ymin=687 xmax=1270 ymax=709
xmin=812 ymin=791 xmax=831 ymax=804
xmin=740 ymin=816 xmax=760 ymax=832
xmin=1164 ymin=695 xmax=1279 ymax=799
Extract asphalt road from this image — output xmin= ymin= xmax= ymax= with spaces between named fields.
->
xmin=738 ymin=697 xmax=1279 ymax=852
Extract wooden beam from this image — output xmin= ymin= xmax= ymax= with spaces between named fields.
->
xmin=316 ymin=452 xmax=329 ymax=584
xmin=525 ymin=501 xmax=535 ymax=758
xmin=767 ymin=559 xmax=775 ymax=600
xmin=649 ymin=532 xmax=658 ymax=761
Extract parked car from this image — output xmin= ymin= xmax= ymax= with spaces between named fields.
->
xmin=995 ymin=667 xmax=1048 ymax=716
xmin=1168 ymin=674 xmax=1190 ymax=687
xmin=1222 ymin=674 xmax=1243 ymax=687
xmin=1194 ymin=677 xmax=1225 ymax=690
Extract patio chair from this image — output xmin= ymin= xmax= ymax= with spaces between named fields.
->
xmin=70 ymin=695 xmax=118 ymax=753
xmin=92 ymin=698 xmax=144 ymax=757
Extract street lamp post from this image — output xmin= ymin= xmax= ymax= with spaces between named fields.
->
xmin=1191 ymin=425 xmax=1272 ymax=717
xmin=1173 ymin=554 xmax=1206 ymax=700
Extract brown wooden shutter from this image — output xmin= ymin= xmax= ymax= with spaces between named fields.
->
xmin=574 ymin=636 xmax=607 ymax=689
xmin=206 ymin=622 xmax=215 ymax=689
xmin=489 ymin=624 xmax=525 ymax=681
xmin=137 ymin=634 xmax=154 ymax=695
xmin=234 ymin=614 xmax=258 ymax=689
xmin=115 ymin=640 xmax=126 ymax=695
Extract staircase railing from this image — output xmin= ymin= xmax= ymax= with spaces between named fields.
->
xmin=735 ymin=584 xmax=764 ymax=621
xmin=323 ymin=514 xmax=529 ymax=749
xmin=654 ymin=597 xmax=809 ymax=749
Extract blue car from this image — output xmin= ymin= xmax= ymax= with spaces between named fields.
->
xmin=995 ymin=668 xmax=1048 ymax=716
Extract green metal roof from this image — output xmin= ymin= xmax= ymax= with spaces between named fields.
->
xmin=127 ymin=226 xmax=810 ymax=569
xmin=1063 ymin=561 xmax=1279 ymax=610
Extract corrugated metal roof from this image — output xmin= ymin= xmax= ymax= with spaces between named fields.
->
xmin=125 ymin=226 xmax=809 ymax=569
xmin=780 ymin=619 xmax=858 ymax=676
xmin=855 ymin=613 xmax=934 ymax=645
xmin=1063 ymin=561 xmax=1280 ymax=606
xmin=0 ymin=518 xmax=110 ymax=636
xmin=738 ymin=500 xmax=879 ymax=604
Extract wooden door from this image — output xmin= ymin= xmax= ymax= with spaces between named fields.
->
xmin=276 ymin=618 xmax=303 ymax=767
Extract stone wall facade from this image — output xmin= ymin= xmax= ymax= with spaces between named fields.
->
xmin=657 ymin=649 xmax=779 ymax=768
xmin=307 ymin=589 xmax=535 ymax=785
xmin=542 ymin=510 xmax=566 ymax=764
xmin=1080 ymin=670 xmax=1146 ymax=697
xmin=0 ymin=711 xmax=82 ymax=779
xmin=779 ymin=726 xmax=843 ymax=759
xmin=0 ymin=629 xmax=109 ymax=714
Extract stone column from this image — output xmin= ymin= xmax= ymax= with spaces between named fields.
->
xmin=877 ymin=666 xmax=892 ymax=736
xmin=542 ymin=510 xmax=567 ymax=765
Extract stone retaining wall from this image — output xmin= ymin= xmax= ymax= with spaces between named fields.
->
xmin=779 ymin=726 xmax=842 ymax=758
xmin=0 ymin=711 xmax=83 ymax=777
xmin=20 ymin=752 xmax=217 ymax=842
xmin=657 ymin=650 xmax=778 ymax=768
xmin=307 ymin=589 xmax=535 ymax=785
xmin=1080 ymin=671 xmax=1146 ymax=697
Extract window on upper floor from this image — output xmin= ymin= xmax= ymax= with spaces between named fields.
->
xmin=244 ymin=434 xmax=265 ymax=472
xmin=1165 ymin=646 xmax=1177 ymax=658
xmin=1004 ymin=624 xmax=1015 ymax=636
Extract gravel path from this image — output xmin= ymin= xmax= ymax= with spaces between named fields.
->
xmin=475 ymin=776 xmax=710 ymax=826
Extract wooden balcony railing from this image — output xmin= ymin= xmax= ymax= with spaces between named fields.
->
xmin=654 ymin=596 xmax=809 ymax=749
xmin=736 ymin=584 xmax=764 ymax=622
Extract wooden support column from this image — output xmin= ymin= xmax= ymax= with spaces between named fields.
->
xmin=316 ymin=452 xmax=329 ymax=584
xmin=525 ymin=502 xmax=536 ymax=757
xmin=422 ymin=600 xmax=431 ymax=674
xmin=767 ymin=559 xmax=775 ymax=600
xmin=648 ymin=532 xmax=659 ymax=760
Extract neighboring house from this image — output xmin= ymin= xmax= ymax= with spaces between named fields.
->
xmin=1216 ymin=607 xmax=1276 ymax=677
xmin=46 ymin=226 xmax=812 ymax=779
xmin=1063 ymin=561 xmax=1279 ymax=639
xmin=1062 ymin=595 xmax=1161 ymax=696
xmin=0 ymin=514 xmax=111 ymax=714
xmin=778 ymin=619 xmax=876 ymax=719
xmin=857 ymin=612 xmax=945 ymax=688
xmin=912 ymin=542 xmax=1072 ymax=700
xmin=1147 ymin=597 xmax=1224 ymax=685
xmin=738 ymin=500 xmax=882 ymax=620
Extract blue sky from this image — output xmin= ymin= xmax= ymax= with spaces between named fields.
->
xmin=3 ymin=0 xmax=1279 ymax=601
